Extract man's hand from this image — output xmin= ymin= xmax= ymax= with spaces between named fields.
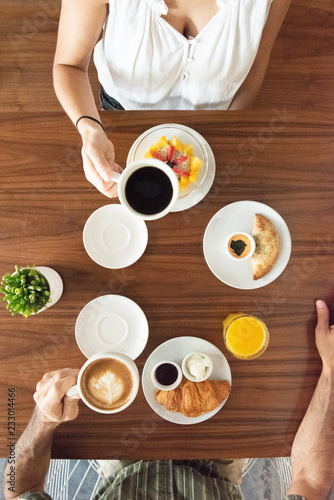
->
xmin=4 ymin=369 xmax=80 ymax=499
xmin=315 ymin=299 xmax=334 ymax=374
xmin=33 ymin=368 xmax=80 ymax=425
xmin=80 ymin=124 xmax=123 ymax=198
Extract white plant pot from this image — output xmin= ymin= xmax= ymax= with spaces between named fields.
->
xmin=11 ymin=267 xmax=63 ymax=315
xmin=34 ymin=267 xmax=63 ymax=313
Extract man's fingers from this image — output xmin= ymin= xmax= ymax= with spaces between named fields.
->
xmin=35 ymin=374 xmax=79 ymax=409
xmin=315 ymin=300 xmax=330 ymax=336
xmin=48 ymin=375 xmax=79 ymax=399
xmin=62 ymin=396 xmax=80 ymax=422
xmin=36 ymin=369 xmax=79 ymax=392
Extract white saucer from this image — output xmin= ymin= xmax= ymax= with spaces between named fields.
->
xmin=142 ymin=337 xmax=231 ymax=425
xmin=203 ymin=201 xmax=292 ymax=289
xmin=83 ymin=204 xmax=148 ymax=269
xmin=127 ymin=124 xmax=216 ymax=212
xmin=75 ymin=295 xmax=149 ymax=360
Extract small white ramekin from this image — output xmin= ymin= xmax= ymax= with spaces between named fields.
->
xmin=225 ymin=232 xmax=255 ymax=261
xmin=182 ymin=352 xmax=213 ymax=382
xmin=151 ymin=360 xmax=183 ymax=391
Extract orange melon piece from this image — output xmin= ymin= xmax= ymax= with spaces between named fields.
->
xmin=179 ymin=177 xmax=191 ymax=189
xmin=171 ymin=136 xmax=184 ymax=151
xmin=189 ymin=171 xmax=198 ymax=183
xmin=182 ymin=144 xmax=193 ymax=156
xmin=149 ymin=142 xmax=160 ymax=151
xmin=157 ymin=136 xmax=168 ymax=148
xmin=189 ymin=156 xmax=202 ymax=171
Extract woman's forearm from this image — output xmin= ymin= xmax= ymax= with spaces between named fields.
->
xmin=228 ymin=67 xmax=266 ymax=110
xmin=53 ymin=62 xmax=121 ymax=197
xmin=53 ymin=63 xmax=101 ymax=125
xmin=4 ymin=408 xmax=57 ymax=499
xmin=228 ymin=86 xmax=261 ymax=110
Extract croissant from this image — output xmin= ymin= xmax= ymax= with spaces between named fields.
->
xmin=155 ymin=379 xmax=231 ymax=418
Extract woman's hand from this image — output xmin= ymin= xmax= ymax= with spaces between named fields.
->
xmin=79 ymin=119 xmax=123 ymax=198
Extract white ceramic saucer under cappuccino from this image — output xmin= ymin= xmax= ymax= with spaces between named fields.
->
xmin=66 ymin=352 xmax=139 ymax=414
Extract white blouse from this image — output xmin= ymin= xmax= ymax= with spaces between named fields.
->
xmin=94 ymin=0 xmax=273 ymax=110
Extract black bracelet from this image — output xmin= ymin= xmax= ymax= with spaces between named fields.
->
xmin=75 ymin=115 xmax=104 ymax=131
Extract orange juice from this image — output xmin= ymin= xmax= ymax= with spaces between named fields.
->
xmin=223 ymin=313 xmax=269 ymax=360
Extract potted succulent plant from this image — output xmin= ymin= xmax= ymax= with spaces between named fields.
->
xmin=0 ymin=265 xmax=63 ymax=318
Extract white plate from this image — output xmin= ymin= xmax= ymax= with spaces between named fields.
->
xmin=127 ymin=124 xmax=216 ymax=211
xmin=203 ymin=201 xmax=292 ymax=289
xmin=83 ymin=205 xmax=148 ymax=269
xmin=75 ymin=295 xmax=149 ymax=360
xmin=142 ymin=337 xmax=231 ymax=425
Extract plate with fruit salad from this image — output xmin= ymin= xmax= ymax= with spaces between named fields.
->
xmin=127 ymin=124 xmax=215 ymax=211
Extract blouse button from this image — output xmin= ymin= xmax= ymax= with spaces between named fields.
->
xmin=183 ymin=71 xmax=190 ymax=80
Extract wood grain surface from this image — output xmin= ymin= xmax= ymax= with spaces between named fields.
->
xmin=0 ymin=110 xmax=333 ymax=459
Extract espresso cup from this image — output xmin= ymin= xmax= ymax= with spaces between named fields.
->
xmin=66 ymin=352 xmax=139 ymax=414
xmin=110 ymin=159 xmax=179 ymax=220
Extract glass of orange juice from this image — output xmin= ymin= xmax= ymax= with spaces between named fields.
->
xmin=223 ymin=313 xmax=269 ymax=360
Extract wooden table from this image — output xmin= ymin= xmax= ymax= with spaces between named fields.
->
xmin=0 ymin=111 xmax=333 ymax=459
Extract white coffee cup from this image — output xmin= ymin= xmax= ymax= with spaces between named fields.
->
xmin=66 ymin=352 xmax=139 ymax=414
xmin=110 ymin=159 xmax=179 ymax=220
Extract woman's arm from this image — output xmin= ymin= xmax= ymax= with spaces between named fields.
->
xmin=229 ymin=0 xmax=291 ymax=110
xmin=53 ymin=0 xmax=107 ymax=124
xmin=53 ymin=0 xmax=123 ymax=198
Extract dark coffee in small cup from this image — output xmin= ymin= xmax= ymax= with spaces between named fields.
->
xmin=124 ymin=166 xmax=173 ymax=216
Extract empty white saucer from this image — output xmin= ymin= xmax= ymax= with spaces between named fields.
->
xmin=83 ymin=204 xmax=148 ymax=269
xmin=75 ymin=295 xmax=149 ymax=359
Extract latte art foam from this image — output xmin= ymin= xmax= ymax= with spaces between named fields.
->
xmin=81 ymin=358 xmax=135 ymax=411
xmin=92 ymin=371 xmax=124 ymax=405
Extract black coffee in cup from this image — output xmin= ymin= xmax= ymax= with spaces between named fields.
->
xmin=124 ymin=166 xmax=173 ymax=215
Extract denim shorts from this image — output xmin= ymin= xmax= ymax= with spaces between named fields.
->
xmin=99 ymin=86 xmax=125 ymax=110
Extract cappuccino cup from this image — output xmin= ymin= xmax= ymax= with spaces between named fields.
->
xmin=110 ymin=159 xmax=179 ymax=220
xmin=66 ymin=352 xmax=139 ymax=414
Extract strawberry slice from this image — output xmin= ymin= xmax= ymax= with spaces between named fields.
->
xmin=173 ymin=156 xmax=188 ymax=165
xmin=150 ymin=150 xmax=167 ymax=162
xmin=167 ymin=145 xmax=175 ymax=162
xmin=172 ymin=167 xmax=190 ymax=177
